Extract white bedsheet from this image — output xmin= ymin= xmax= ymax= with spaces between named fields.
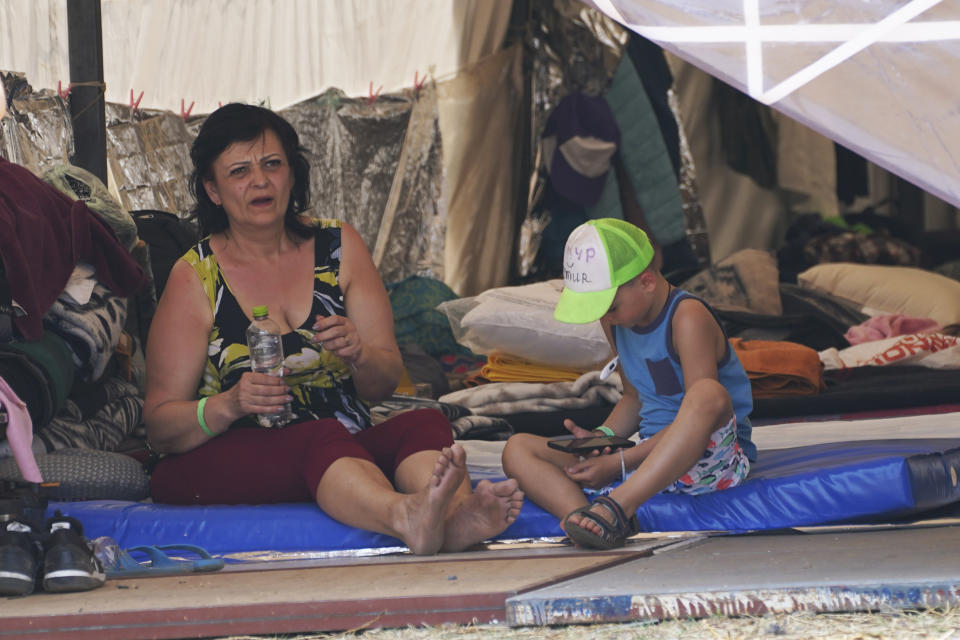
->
xmin=460 ymin=411 xmax=960 ymax=479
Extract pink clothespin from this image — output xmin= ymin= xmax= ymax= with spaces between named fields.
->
xmin=413 ymin=71 xmax=426 ymax=96
xmin=130 ymin=89 xmax=144 ymax=115
xmin=218 ymin=101 xmax=223 ymax=109
xmin=181 ymin=99 xmax=195 ymax=121
xmin=57 ymin=81 xmax=73 ymax=100
xmin=367 ymin=81 xmax=383 ymax=105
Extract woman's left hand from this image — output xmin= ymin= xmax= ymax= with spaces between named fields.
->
xmin=311 ymin=314 xmax=362 ymax=365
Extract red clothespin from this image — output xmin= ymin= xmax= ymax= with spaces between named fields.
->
xmin=413 ymin=71 xmax=426 ymax=96
xmin=367 ymin=81 xmax=383 ymax=105
xmin=181 ymin=99 xmax=195 ymax=121
xmin=57 ymin=81 xmax=73 ymax=100
xmin=218 ymin=101 xmax=223 ymax=109
xmin=130 ymin=89 xmax=144 ymax=115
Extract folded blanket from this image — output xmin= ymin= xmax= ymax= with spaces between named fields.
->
xmin=730 ymin=338 xmax=825 ymax=398
xmin=480 ymin=352 xmax=589 ymax=383
xmin=820 ymin=332 xmax=960 ymax=370
xmin=43 ymin=282 xmax=127 ymax=382
xmin=368 ymin=394 xmax=513 ymax=440
xmin=844 ymin=313 xmax=940 ymax=345
xmin=439 ymin=369 xmax=623 ymax=415
xmin=31 ymin=377 xmax=143 ymax=453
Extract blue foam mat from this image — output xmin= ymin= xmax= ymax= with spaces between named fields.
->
xmin=50 ymin=438 xmax=960 ymax=555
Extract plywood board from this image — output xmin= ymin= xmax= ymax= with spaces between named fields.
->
xmin=0 ymin=545 xmax=652 ymax=640
xmin=508 ymin=525 xmax=960 ymax=625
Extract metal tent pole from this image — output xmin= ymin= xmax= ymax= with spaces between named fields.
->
xmin=67 ymin=0 xmax=106 ymax=183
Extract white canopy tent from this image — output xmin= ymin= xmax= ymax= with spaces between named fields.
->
xmin=0 ymin=0 xmax=510 ymax=115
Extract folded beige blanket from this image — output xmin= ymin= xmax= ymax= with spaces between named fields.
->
xmin=439 ymin=369 xmax=623 ymax=415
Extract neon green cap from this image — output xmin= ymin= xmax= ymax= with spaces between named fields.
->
xmin=553 ymin=218 xmax=654 ymax=324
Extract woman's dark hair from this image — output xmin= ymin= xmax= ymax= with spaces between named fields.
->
xmin=189 ymin=103 xmax=313 ymax=238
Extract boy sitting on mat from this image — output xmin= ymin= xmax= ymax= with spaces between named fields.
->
xmin=502 ymin=218 xmax=757 ymax=549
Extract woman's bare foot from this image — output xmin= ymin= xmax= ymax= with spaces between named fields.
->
xmin=394 ymin=445 xmax=467 ymax=555
xmin=441 ymin=478 xmax=525 ymax=552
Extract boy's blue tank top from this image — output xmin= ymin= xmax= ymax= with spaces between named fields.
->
xmin=613 ymin=287 xmax=757 ymax=461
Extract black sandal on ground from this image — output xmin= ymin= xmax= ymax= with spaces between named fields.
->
xmin=563 ymin=495 xmax=640 ymax=550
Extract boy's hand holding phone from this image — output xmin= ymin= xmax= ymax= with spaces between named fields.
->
xmin=550 ymin=418 xmax=635 ymax=455
xmin=551 ymin=418 xmax=634 ymax=488
xmin=561 ymin=418 xmax=595 ymax=439
xmin=547 ymin=434 xmax=635 ymax=455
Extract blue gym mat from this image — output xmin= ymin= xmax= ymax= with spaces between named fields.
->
xmin=49 ymin=438 xmax=960 ymax=555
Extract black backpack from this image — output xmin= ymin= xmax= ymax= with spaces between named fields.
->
xmin=126 ymin=210 xmax=199 ymax=345
xmin=131 ymin=210 xmax=199 ymax=296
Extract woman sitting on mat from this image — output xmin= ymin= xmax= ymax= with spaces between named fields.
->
xmin=144 ymin=103 xmax=522 ymax=555
xmin=502 ymin=219 xmax=756 ymax=549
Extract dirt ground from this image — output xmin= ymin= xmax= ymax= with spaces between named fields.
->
xmin=219 ymin=606 xmax=960 ymax=640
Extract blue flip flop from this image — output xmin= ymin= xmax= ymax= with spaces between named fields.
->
xmin=105 ymin=544 xmax=224 ymax=578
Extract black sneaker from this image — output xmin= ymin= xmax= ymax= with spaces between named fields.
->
xmin=0 ymin=513 xmax=40 ymax=597
xmin=41 ymin=511 xmax=105 ymax=593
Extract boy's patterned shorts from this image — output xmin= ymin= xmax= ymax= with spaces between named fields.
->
xmin=664 ymin=416 xmax=750 ymax=495
xmin=584 ymin=416 xmax=750 ymax=498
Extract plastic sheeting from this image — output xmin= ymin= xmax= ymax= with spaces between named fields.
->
xmin=105 ymin=103 xmax=195 ymax=217
xmin=585 ymin=0 xmax=960 ymax=212
xmin=0 ymin=72 xmax=73 ymax=176
xmin=0 ymin=75 xmax=197 ymax=214
xmin=47 ymin=436 xmax=960 ymax=554
xmin=111 ymin=89 xmax=449 ymax=285
xmin=281 ymin=87 xmax=447 ymax=283
xmin=0 ymin=76 xmax=449 ymax=285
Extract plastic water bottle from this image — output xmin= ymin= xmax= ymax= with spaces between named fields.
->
xmin=246 ymin=305 xmax=291 ymax=427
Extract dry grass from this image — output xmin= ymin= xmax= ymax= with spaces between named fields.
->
xmin=218 ymin=606 xmax=960 ymax=640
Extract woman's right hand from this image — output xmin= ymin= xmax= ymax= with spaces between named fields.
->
xmin=230 ymin=369 xmax=292 ymax=418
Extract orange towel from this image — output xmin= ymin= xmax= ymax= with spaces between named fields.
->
xmin=729 ymin=338 xmax=825 ymax=398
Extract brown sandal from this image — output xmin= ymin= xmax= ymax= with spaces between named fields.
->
xmin=563 ymin=495 xmax=639 ymax=550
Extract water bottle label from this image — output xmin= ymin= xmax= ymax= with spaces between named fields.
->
xmin=250 ymin=336 xmax=283 ymax=373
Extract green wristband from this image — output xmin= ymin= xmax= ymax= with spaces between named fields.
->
xmin=197 ymin=397 xmax=215 ymax=438
xmin=595 ymin=425 xmax=615 ymax=437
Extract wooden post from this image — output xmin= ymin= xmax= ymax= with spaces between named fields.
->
xmin=67 ymin=0 xmax=107 ymax=183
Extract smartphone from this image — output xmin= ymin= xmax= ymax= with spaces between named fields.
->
xmin=547 ymin=435 xmax=635 ymax=455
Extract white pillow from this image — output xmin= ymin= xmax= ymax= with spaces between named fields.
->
xmin=437 ymin=280 xmax=611 ymax=369
xmin=798 ymin=263 xmax=960 ymax=326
